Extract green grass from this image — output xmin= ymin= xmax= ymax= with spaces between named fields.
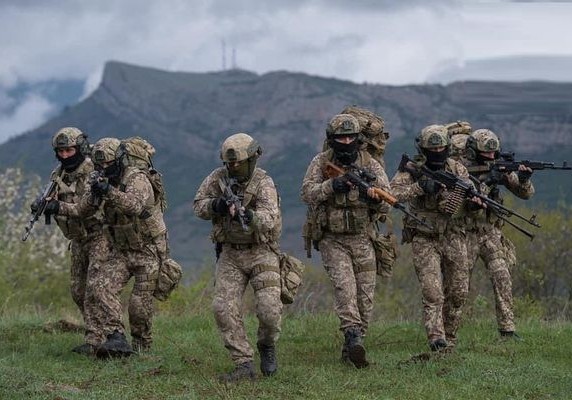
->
xmin=0 ymin=312 xmax=571 ymax=400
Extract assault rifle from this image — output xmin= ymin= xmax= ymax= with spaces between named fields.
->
xmin=220 ymin=177 xmax=248 ymax=231
xmin=399 ymin=154 xmax=540 ymax=240
xmin=88 ymin=169 xmax=106 ymax=206
xmin=467 ymin=151 xmax=571 ymax=174
xmin=22 ymin=180 xmax=58 ymax=241
xmin=324 ymin=161 xmax=433 ymax=230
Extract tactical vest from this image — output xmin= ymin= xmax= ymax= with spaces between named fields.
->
xmin=405 ymin=158 xmax=465 ymax=235
xmin=104 ymin=167 xmax=167 ymax=251
xmin=52 ymin=159 xmax=102 ymax=241
xmin=322 ymin=150 xmax=375 ymax=235
xmin=210 ymin=168 xmax=281 ymax=245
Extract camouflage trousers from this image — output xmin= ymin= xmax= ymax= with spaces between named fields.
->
xmin=69 ymin=237 xmax=93 ymax=316
xmin=411 ymin=232 xmax=470 ymax=345
xmin=319 ymin=232 xmax=377 ymax=335
xmin=213 ymin=243 xmax=283 ymax=365
xmin=83 ymin=236 xmax=163 ymax=348
xmin=467 ymin=226 xmax=515 ymax=332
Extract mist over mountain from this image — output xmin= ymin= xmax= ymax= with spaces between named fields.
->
xmin=1 ymin=61 xmax=571 ymax=266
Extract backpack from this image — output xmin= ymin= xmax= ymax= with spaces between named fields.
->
xmin=119 ymin=136 xmax=167 ymax=212
xmin=341 ymin=105 xmax=389 ymax=167
xmin=445 ymin=121 xmax=472 ymax=160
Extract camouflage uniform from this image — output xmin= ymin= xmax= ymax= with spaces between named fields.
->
xmin=459 ymin=129 xmax=535 ymax=334
xmin=301 ymin=113 xmax=390 ymax=368
xmin=59 ymin=138 xmax=166 ymax=351
xmin=194 ymin=133 xmax=282 ymax=379
xmin=390 ymin=125 xmax=472 ymax=348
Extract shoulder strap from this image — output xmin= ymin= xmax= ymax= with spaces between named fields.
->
xmin=243 ymin=168 xmax=266 ymax=208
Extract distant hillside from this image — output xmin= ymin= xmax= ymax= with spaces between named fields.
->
xmin=1 ymin=61 xmax=571 ymax=266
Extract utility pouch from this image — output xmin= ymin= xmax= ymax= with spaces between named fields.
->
xmin=153 ymin=258 xmax=183 ymax=301
xmin=279 ymin=253 xmax=305 ymax=304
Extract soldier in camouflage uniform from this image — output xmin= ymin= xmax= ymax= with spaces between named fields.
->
xmin=390 ymin=125 xmax=475 ymax=351
xmin=53 ymin=137 xmax=167 ymax=357
xmin=34 ymin=127 xmax=104 ymax=355
xmin=194 ymin=133 xmax=282 ymax=382
xmin=301 ymin=114 xmax=390 ymax=368
xmin=459 ymin=129 xmax=534 ymax=338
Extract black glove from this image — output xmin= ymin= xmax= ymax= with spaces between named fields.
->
xmin=332 ymin=177 xmax=351 ymax=193
xmin=242 ymin=208 xmax=254 ymax=225
xmin=91 ymin=181 xmax=110 ymax=196
xmin=211 ymin=197 xmax=229 ymax=215
xmin=486 ymin=168 xmax=505 ymax=185
xmin=44 ymin=200 xmax=60 ymax=216
xmin=30 ymin=196 xmax=42 ymax=213
xmin=418 ymin=178 xmax=441 ymax=195
xmin=517 ymin=169 xmax=533 ymax=183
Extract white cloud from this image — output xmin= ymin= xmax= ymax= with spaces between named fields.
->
xmin=0 ymin=93 xmax=56 ymax=143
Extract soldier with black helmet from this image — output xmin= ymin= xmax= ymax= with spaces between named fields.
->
xmin=194 ymin=133 xmax=283 ymax=382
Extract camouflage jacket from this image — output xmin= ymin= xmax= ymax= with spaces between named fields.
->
xmin=193 ymin=167 xmax=281 ymax=245
xmin=59 ymin=166 xmax=166 ymax=250
xmin=390 ymin=158 xmax=472 ymax=235
xmin=300 ymin=150 xmax=390 ymax=235
xmin=51 ymin=158 xmax=102 ymax=241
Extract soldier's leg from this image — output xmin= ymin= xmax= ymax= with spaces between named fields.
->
xmin=320 ymin=234 xmax=362 ymax=331
xmin=480 ymin=229 xmax=515 ymax=333
xmin=412 ymin=235 xmax=445 ymax=345
xmin=128 ymin=247 xmax=160 ymax=351
xmin=70 ymin=240 xmax=89 ymax=315
xmin=250 ymin=248 xmax=282 ymax=376
xmin=212 ymin=247 xmax=252 ymax=365
xmin=442 ymin=232 xmax=470 ymax=346
xmin=351 ymin=234 xmax=377 ymax=334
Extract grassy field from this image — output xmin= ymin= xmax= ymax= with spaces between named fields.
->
xmin=0 ymin=311 xmax=570 ymax=400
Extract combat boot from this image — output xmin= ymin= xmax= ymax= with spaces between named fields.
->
xmin=429 ymin=338 xmax=448 ymax=352
xmin=500 ymin=330 xmax=523 ymax=341
xmin=96 ymin=331 xmax=135 ymax=359
xmin=71 ymin=343 xmax=96 ymax=356
xmin=132 ymin=337 xmax=151 ymax=353
xmin=257 ymin=343 xmax=277 ymax=376
xmin=344 ymin=328 xmax=369 ymax=369
xmin=219 ymin=361 xmax=256 ymax=383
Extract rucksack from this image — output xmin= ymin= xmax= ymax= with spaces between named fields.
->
xmin=341 ymin=105 xmax=389 ymax=166
xmin=119 ymin=136 xmax=167 ymax=212
xmin=445 ymin=121 xmax=472 ymax=160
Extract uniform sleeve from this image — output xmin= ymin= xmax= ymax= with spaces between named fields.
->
xmin=504 ymin=172 xmax=535 ymax=199
xmin=366 ymin=158 xmax=391 ymax=214
xmin=106 ymin=173 xmax=153 ymax=216
xmin=57 ymin=184 xmax=99 ymax=218
xmin=193 ymin=169 xmax=222 ymax=220
xmin=251 ymin=176 xmax=280 ymax=234
xmin=389 ymin=170 xmax=424 ymax=203
xmin=300 ymin=154 xmax=334 ymax=205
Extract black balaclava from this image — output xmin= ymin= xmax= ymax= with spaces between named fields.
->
xmin=331 ymin=135 xmax=360 ymax=165
xmin=103 ymin=161 xmax=122 ymax=185
xmin=423 ymin=148 xmax=449 ymax=170
xmin=56 ymin=148 xmax=85 ymax=172
xmin=227 ymin=157 xmax=256 ymax=183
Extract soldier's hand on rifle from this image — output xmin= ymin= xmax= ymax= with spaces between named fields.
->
xmin=44 ymin=199 xmax=60 ymax=216
xmin=469 ymin=196 xmax=487 ymax=209
xmin=91 ymin=180 xmax=110 ymax=196
xmin=418 ymin=178 xmax=443 ymax=195
xmin=517 ymin=165 xmax=533 ymax=183
xmin=211 ymin=197 xmax=229 ymax=215
xmin=366 ymin=187 xmax=381 ymax=202
xmin=243 ymin=208 xmax=254 ymax=225
xmin=332 ymin=176 xmax=351 ymax=193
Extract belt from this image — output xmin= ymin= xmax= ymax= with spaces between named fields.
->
xmin=228 ymin=243 xmax=255 ymax=250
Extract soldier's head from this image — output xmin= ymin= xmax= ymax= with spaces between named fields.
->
xmin=92 ymin=137 xmax=122 ymax=181
xmin=220 ymin=133 xmax=262 ymax=182
xmin=466 ymin=129 xmax=501 ymax=164
xmin=52 ymin=127 xmax=89 ymax=171
xmin=326 ymin=113 xmax=361 ymax=165
xmin=415 ymin=124 xmax=450 ymax=170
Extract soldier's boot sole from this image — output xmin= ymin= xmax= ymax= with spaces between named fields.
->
xmin=348 ymin=344 xmax=369 ymax=369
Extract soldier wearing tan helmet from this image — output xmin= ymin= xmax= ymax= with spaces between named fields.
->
xmin=194 ymin=133 xmax=282 ymax=382
xmin=32 ymin=127 xmax=105 ymax=355
xmin=301 ymin=114 xmax=390 ymax=368
xmin=55 ymin=137 xmax=167 ymax=357
xmin=390 ymin=124 xmax=475 ymax=351
xmin=457 ymin=128 xmax=534 ymax=339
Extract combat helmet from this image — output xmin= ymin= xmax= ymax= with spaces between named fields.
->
xmin=415 ymin=124 xmax=450 ymax=152
xmin=326 ymin=114 xmax=361 ymax=165
xmin=220 ymin=133 xmax=262 ymax=182
xmin=326 ymin=114 xmax=360 ymax=139
xmin=466 ymin=129 xmax=500 ymax=160
xmin=92 ymin=138 xmax=121 ymax=165
xmin=52 ymin=127 xmax=90 ymax=156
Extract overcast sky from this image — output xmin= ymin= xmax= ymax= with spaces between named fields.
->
xmin=1 ymin=0 xmax=571 ymax=143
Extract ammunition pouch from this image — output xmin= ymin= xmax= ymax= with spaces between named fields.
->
xmin=154 ymin=258 xmax=183 ymax=301
xmin=278 ymin=253 xmax=305 ymax=305
xmin=370 ymin=231 xmax=398 ymax=280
